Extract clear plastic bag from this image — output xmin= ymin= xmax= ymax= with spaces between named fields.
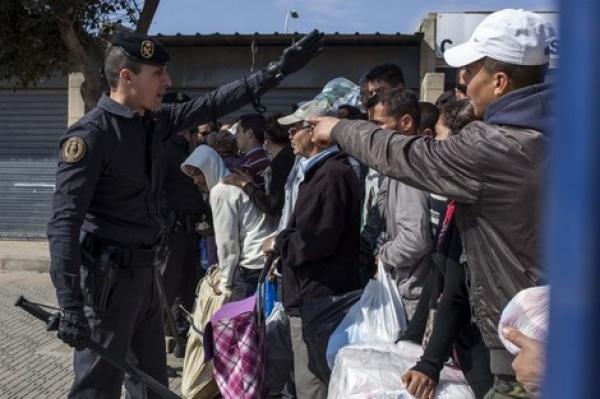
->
xmin=498 ymin=285 xmax=550 ymax=355
xmin=326 ymin=262 xmax=407 ymax=368
xmin=327 ymin=342 xmax=474 ymax=399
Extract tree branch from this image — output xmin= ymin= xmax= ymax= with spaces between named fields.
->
xmin=135 ymin=0 xmax=160 ymax=34
xmin=55 ymin=15 xmax=106 ymax=110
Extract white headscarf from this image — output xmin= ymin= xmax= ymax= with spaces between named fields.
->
xmin=181 ymin=145 xmax=230 ymax=190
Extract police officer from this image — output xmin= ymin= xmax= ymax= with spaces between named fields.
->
xmin=47 ymin=30 xmax=324 ymax=398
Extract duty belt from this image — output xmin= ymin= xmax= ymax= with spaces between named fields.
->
xmin=103 ymin=245 xmax=156 ymax=268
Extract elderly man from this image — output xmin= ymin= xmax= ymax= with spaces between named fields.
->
xmin=311 ymin=9 xmax=554 ymax=398
xmin=270 ymin=100 xmax=361 ymax=399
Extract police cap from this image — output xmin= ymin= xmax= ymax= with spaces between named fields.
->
xmin=110 ymin=32 xmax=170 ymax=65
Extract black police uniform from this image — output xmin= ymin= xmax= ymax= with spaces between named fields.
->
xmin=47 ymin=33 xmax=285 ymax=398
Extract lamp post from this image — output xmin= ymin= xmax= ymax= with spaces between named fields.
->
xmin=284 ymin=9 xmax=299 ymax=33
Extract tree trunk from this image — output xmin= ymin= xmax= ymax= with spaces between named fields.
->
xmin=136 ymin=0 xmax=160 ymax=34
xmin=55 ymin=16 xmax=107 ymax=111
xmin=55 ymin=0 xmax=160 ymax=111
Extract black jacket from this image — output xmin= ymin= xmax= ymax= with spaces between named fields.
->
xmin=401 ymin=201 xmax=492 ymax=398
xmin=158 ymin=134 xmax=206 ymax=215
xmin=276 ymin=152 xmax=361 ymax=316
xmin=48 ymin=68 xmax=282 ymax=310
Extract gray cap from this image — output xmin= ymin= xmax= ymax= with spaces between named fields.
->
xmin=277 ymin=100 xmax=335 ymax=126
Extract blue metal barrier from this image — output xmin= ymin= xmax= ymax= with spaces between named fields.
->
xmin=544 ymin=1 xmax=600 ymax=397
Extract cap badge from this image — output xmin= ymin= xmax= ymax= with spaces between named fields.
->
xmin=63 ymin=137 xmax=86 ymax=163
xmin=140 ymin=40 xmax=155 ymax=59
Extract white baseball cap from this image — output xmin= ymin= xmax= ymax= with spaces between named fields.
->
xmin=444 ymin=9 xmax=555 ymax=68
xmin=277 ymin=100 xmax=335 ymax=126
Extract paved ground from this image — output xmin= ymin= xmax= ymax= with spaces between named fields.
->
xmin=0 ymin=270 xmax=183 ymax=398
xmin=0 ymin=240 xmax=49 ymax=272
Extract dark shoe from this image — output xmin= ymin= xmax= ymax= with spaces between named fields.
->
xmin=174 ymin=338 xmax=186 ymax=358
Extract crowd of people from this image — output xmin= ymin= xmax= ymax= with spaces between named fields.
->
xmin=46 ymin=8 xmax=554 ymax=399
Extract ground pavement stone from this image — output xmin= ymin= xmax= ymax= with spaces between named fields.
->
xmin=0 ymin=271 xmax=183 ymax=398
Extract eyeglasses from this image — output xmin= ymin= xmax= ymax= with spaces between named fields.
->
xmin=288 ymin=122 xmax=312 ymax=135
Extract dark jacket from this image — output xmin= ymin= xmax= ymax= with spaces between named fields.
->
xmin=243 ymin=145 xmax=295 ymax=217
xmin=158 ymin=134 xmax=206 ymax=215
xmin=331 ymin=83 xmax=552 ymax=376
xmin=47 ymin=68 xmax=282 ymax=310
xmin=276 ymin=152 xmax=361 ymax=316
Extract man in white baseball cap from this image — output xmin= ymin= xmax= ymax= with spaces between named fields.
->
xmin=309 ymin=9 xmax=555 ymax=398
xmin=443 ymin=8 xmax=556 ymax=118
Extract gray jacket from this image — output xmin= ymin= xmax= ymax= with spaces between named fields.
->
xmin=331 ymin=83 xmax=552 ymax=376
xmin=378 ymin=177 xmax=432 ymax=320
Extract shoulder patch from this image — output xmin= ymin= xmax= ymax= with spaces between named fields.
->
xmin=63 ymin=137 xmax=86 ymax=163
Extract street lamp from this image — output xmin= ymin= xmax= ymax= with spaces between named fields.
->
xmin=284 ymin=9 xmax=299 ymax=33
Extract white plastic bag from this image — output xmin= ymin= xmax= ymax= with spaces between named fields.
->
xmin=326 ymin=262 xmax=407 ymax=368
xmin=498 ymin=285 xmax=550 ymax=355
xmin=327 ymin=342 xmax=474 ymax=399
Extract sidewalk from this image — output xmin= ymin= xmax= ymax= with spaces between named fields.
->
xmin=0 ymin=270 xmax=183 ymax=398
xmin=0 ymin=240 xmax=50 ymax=272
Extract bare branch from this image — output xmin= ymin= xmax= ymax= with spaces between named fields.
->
xmin=135 ymin=0 xmax=159 ymax=34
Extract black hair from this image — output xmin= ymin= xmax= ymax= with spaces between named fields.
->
xmin=361 ymin=64 xmax=405 ymax=87
xmin=238 ymin=113 xmax=266 ymax=143
xmin=377 ymin=88 xmax=421 ymax=128
xmin=103 ymin=44 xmax=142 ymax=89
xmin=265 ymin=114 xmax=290 ymax=146
xmin=435 ymin=90 xmax=457 ymax=108
xmin=337 ymin=104 xmax=366 ymax=120
xmin=482 ymin=57 xmax=548 ymax=90
xmin=418 ymin=102 xmax=440 ymax=136
xmin=440 ymin=98 xmax=476 ymax=135
xmin=206 ymin=130 xmax=238 ymax=155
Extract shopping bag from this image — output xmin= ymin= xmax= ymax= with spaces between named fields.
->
xmin=202 ymin=254 xmax=276 ymax=399
xmin=204 ymin=295 xmax=265 ymax=399
xmin=326 ymin=261 xmax=407 ymax=368
xmin=328 ymin=342 xmax=474 ymax=399
xmin=263 ymin=279 xmax=277 ymax=319
xmin=181 ymin=266 xmax=231 ymax=399
xmin=300 ymin=289 xmax=363 ymax=384
xmin=498 ymin=285 xmax=549 ymax=355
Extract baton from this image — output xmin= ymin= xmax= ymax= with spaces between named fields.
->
xmin=15 ymin=296 xmax=181 ymax=399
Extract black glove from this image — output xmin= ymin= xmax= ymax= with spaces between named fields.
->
xmin=57 ymin=308 xmax=89 ymax=351
xmin=273 ymin=29 xmax=325 ymax=76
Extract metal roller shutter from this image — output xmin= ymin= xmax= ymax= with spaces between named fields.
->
xmin=0 ymin=88 xmax=67 ymax=238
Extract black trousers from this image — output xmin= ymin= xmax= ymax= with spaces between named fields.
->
xmin=162 ymin=230 xmax=202 ymax=313
xmin=229 ymin=266 xmax=262 ymax=301
xmin=70 ymin=268 xmax=168 ymax=399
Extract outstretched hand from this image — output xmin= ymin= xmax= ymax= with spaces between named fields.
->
xmin=308 ymin=116 xmax=340 ymax=147
xmin=275 ymin=29 xmax=325 ymax=76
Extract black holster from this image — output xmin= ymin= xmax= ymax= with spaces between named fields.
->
xmin=80 ymin=234 xmax=117 ymax=312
